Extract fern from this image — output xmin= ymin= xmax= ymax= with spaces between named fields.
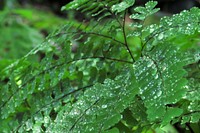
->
xmin=46 ymin=71 xmax=138 ymax=132
xmin=0 ymin=0 xmax=200 ymax=132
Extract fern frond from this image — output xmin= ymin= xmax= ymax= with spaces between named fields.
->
xmin=62 ymin=0 xmax=118 ymax=19
xmin=142 ymin=7 xmax=200 ymax=51
xmin=133 ymin=43 xmax=194 ymax=124
xmin=0 ymin=0 xmax=199 ymax=132
xmin=0 ymin=20 xmax=134 ymax=132
xmin=45 ymin=70 xmax=138 ymax=132
xmin=130 ymin=1 xmax=159 ymax=21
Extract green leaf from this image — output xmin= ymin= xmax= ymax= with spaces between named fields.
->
xmin=111 ymin=0 xmax=135 ymax=13
xmin=130 ymin=1 xmax=159 ymax=20
xmin=1 ymin=0 xmax=200 ymax=132
xmin=161 ymin=108 xmax=183 ymax=126
xmin=103 ymin=127 xmax=119 ymax=133
xmin=46 ymin=71 xmax=139 ymax=132
xmin=133 ymin=43 xmax=192 ymax=122
xmin=130 ymin=13 xmax=146 ymax=20
xmin=145 ymin=1 xmax=158 ymax=10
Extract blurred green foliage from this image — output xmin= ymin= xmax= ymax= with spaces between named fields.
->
xmin=13 ymin=8 xmax=68 ymax=32
xmin=0 ymin=2 xmax=68 ymax=70
xmin=0 ymin=10 xmax=43 ymax=60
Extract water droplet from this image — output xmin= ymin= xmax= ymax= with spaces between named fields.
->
xmin=194 ymin=53 xmax=200 ymax=62
xmin=184 ymin=85 xmax=189 ymax=89
xmin=102 ymin=105 xmax=107 ymax=109
xmin=44 ymin=116 xmax=49 ymax=124
xmin=141 ymin=96 xmax=145 ymax=100
xmin=151 ymin=69 xmax=157 ymax=76
xmin=132 ymin=64 xmax=136 ymax=68
xmin=149 ymin=28 xmax=154 ymax=33
xmin=162 ymin=65 xmax=167 ymax=71
xmin=147 ymin=61 xmax=154 ymax=67
xmin=157 ymin=90 xmax=162 ymax=97
xmin=139 ymin=88 xmax=144 ymax=94
xmin=144 ymin=87 xmax=148 ymax=90
xmin=89 ymin=127 xmax=94 ymax=131
xmin=168 ymin=22 xmax=172 ymax=26
xmin=72 ymin=109 xmax=80 ymax=115
xmin=109 ymin=93 xmax=114 ymax=97
xmin=158 ymin=33 xmax=164 ymax=40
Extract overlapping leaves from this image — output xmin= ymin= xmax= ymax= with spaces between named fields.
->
xmin=142 ymin=7 xmax=200 ymax=50
xmin=0 ymin=0 xmax=199 ymax=132
xmin=134 ymin=43 xmax=196 ymax=124
xmin=45 ymin=70 xmax=138 ymax=132
xmin=130 ymin=1 xmax=159 ymax=20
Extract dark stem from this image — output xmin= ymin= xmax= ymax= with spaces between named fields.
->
xmin=122 ymin=10 xmax=135 ymax=62
xmin=181 ymin=110 xmax=200 ymax=117
xmin=186 ymin=123 xmax=194 ymax=133
xmin=55 ymin=31 xmax=125 ymax=46
xmin=100 ymin=0 xmax=135 ymax=61
xmin=82 ymin=32 xmax=125 ymax=46
xmin=101 ymin=2 xmax=122 ymax=28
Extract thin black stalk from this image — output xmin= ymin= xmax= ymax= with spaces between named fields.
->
xmin=186 ymin=123 xmax=194 ymax=133
xmin=122 ymin=10 xmax=135 ymax=62
xmin=83 ymin=32 xmax=125 ymax=46
xmin=101 ymin=2 xmax=123 ymax=28
xmin=53 ymin=31 xmax=125 ymax=46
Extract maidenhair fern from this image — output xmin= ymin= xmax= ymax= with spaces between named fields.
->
xmin=0 ymin=0 xmax=199 ymax=132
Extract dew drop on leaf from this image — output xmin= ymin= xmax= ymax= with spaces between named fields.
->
xmin=158 ymin=33 xmax=164 ymax=40
xmin=102 ymin=104 xmax=107 ymax=109
xmin=157 ymin=90 xmax=162 ymax=97
xmin=147 ymin=61 xmax=154 ymax=67
xmin=44 ymin=116 xmax=49 ymax=124
xmin=194 ymin=53 xmax=200 ymax=62
xmin=139 ymin=88 xmax=144 ymax=94
xmin=155 ymin=74 xmax=158 ymax=79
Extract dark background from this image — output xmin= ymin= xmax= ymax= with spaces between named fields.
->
xmin=1 ymin=0 xmax=199 ymax=15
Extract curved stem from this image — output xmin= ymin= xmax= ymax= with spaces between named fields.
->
xmin=123 ymin=10 xmax=135 ymax=62
xmin=186 ymin=123 xmax=194 ymax=133
xmin=55 ymin=31 xmax=125 ymax=46
xmin=82 ymin=32 xmax=125 ymax=46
